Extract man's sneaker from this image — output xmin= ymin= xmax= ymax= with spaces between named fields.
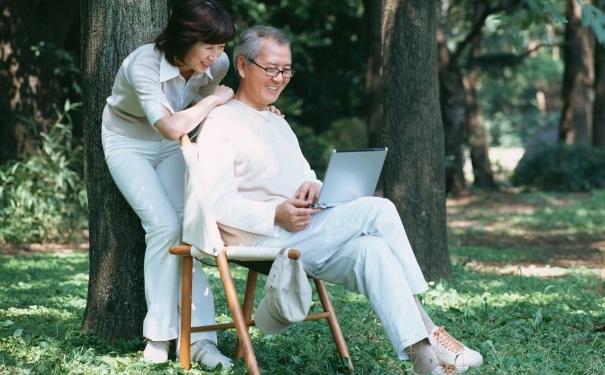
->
xmin=412 ymin=364 xmax=456 ymax=375
xmin=190 ymin=339 xmax=233 ymax=370
xmin=428 ymin=326 xmax=483 ymax=372
xmin=143 ymin=340 xmax=170 ymax=363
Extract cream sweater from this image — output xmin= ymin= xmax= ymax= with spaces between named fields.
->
xmin=196 ymin=100 xmax=321 ymax=246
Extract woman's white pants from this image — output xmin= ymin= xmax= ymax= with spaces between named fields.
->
xmin=102 ymin=125 xmax=216 ymax=345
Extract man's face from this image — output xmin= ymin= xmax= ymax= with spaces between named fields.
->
xmin=238 ymin=39 xmax=292 ymax=110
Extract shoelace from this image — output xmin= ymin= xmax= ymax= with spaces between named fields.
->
xmin=196 ymin=340 xmax=221 ymax=354
xmin=432 ymin=326 xmax=463 ymax=353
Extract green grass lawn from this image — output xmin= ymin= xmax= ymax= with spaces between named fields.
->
xmin=1 ymin=191 xmax=605 ymax=374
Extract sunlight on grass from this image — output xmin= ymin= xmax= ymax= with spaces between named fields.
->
xmin=1 ymin=192 xmax=605 ymax=373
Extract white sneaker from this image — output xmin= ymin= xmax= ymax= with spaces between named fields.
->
xmin=428 ymin=326 xmax=483 ymax=372
xmin=143 ymin=340 xmax=170 ymax=363
xmin=190 ymin=339 xmax=233 ymax=370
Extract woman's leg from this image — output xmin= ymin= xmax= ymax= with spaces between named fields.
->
xmin=102 ymin=128 xmax=182 ymax=341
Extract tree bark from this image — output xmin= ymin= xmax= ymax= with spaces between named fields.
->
xmin=364 ymin=0 xmax=384 ymax=148
xmin=80 ymin=0 xmax=168 ymax=343
xmin=381 ymin=0 xmax=451 ymax=281
xmin=437 ymin=26 xmax=469 ymax=198
xmin=560 ymin=0 xmax=595 ymax=145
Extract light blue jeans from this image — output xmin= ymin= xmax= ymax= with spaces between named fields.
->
xmin=102 ymin=125 xmax=217 ymax=345
xmin=254 ymin=196 xmax=429 ymax=359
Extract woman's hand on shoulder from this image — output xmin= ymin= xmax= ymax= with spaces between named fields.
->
xmin=210 ymin=85 xmax=234 ymax=106
xmin=268 ymin=105 xmax=285 ymax=118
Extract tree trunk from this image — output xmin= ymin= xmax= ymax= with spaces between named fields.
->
xmin=437 ymin=26 xmax=469 ymax=198
xmin=0 ymin=0 xmax=79 ymax=163
xmin=593 ymin=19 xmax=605 ymax=148
xmin=364 ymin=0 xmax=384 ymax=148
xmin=381 ymin=0 xmax=451 ymax=281
xmin=560 ymin=0 xmax=595 ymax=145
xmin=465 ymin=1 xmax=497 ymax=190
xmin=80 ymin=0 xmax=168 ymax=343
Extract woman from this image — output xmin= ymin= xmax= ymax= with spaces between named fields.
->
xmin=101 ymin=0 xmax=235 ymax=369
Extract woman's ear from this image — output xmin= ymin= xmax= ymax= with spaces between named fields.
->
xmin=236 ymin=56 xmax=247 ymax=79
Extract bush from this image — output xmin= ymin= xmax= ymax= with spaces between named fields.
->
xmin=511 ymin=143 xmax=605 ymax=191
xmin=0 ymin=101 xmax=88 ymax=244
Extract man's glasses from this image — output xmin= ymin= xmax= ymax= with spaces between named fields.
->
xmin=248 ymin=59 xmax=295 ymax=78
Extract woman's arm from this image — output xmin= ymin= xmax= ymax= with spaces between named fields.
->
xmin=154 ymin=84 xmax=233 ymax=140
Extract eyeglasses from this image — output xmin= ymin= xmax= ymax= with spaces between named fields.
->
xmin=248 ymin=59 xmax=295 ymax=78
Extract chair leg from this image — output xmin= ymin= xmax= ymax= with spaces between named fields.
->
xmin=236 ymin=270 xmax=259 ymax=359
xmin=216 ymin=252 xmax=261 ymax=375
xmin=314 ymin=278 xmax=354 ymax=370
xmin=179 ymin=256 xmax=194 ymax=370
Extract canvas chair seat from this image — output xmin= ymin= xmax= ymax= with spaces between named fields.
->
xmin=170 ymin=135 xmax=353 ymax=374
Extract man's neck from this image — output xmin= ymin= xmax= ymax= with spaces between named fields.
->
xmin=234 ymin=93 xmax=266 ymax=111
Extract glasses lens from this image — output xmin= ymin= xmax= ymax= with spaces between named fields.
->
xmin=265 ymin=68 xmax=279 ymax=76
xmin=283 ymin=70 xmax=294 ymax=78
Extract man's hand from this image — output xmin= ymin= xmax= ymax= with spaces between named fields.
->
xmin=275 ymin=198 xmax=321 ymax=232
xmin=295 ymin=181 xmax=321 ymax=204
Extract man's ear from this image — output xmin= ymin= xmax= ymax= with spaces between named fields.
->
xmin=236 ymin=56 xmax=247 ymax=79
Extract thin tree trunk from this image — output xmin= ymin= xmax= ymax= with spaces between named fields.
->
xmin=437 ymin=26 xmax=468 ymax=197
xmin=382 ymin=0 xmax=451 ymax=281
xmin=593 ymin=19 xmax=605 ymax=148
xmin=465 ymin=1 xmax=497 ymax=190
xmin=560 ymin=0 xmax=595 ymax=145
xmin=364 ymin=0 xmax=384 ymax=148
xmin=80 ymin=0 xmax=167 ymax=343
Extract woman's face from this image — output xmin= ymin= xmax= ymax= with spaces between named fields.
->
xmin=179 ymin=42 xmax=225 ymax=75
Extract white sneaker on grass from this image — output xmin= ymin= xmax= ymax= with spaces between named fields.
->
xmin=178 ymin=339 xmax=233 ymax=370
xmin=143 ymin=340 xmax=170 ymax=363
xmin=428 ymin=326 xmax=483 ymax=373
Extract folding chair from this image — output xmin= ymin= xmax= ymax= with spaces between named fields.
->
xmin=171 ymin=135 xmax=353 ymax=374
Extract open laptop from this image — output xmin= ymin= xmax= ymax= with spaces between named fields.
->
xmin=310 ymin=147 xmax=388 ymax=209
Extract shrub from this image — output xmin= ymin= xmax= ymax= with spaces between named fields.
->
xmin=511 ymin=143 xmax=605 ymax=191
xmin=0 ymin=101 xmax=88 ymax=244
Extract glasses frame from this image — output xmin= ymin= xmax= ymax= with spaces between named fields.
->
xmin=248 ymin=59 xmax=295 ymax=78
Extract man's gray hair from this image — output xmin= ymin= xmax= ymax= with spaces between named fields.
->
xmin=232 ymin=25 xmax=291 ymax=72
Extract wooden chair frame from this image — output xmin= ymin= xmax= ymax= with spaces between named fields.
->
xmin=170 ymin=243 xmax=354 ymax=374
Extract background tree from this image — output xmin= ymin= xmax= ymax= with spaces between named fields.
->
xmin=80 ymin=0 xmax=167 ymax=342
xmin=0 ymin=0 xmax=80 ymax=163
xmin=364 ymin=0 xmax=384 ymax=148
xmin=382 ymin=0 xmax=450 ymax=281
xmin=559 ymin=0 xmax=595 ymax=144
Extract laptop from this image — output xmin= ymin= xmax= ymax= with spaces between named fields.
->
xmin=310 ymin=147 xmax=388 ymax=209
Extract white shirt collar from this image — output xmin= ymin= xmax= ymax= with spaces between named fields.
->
xmin=160 ymin=52 xmax=214 ymax=82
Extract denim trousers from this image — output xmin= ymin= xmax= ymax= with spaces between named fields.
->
xmin=102 ymin=125 xmax=216 ymax=345
xmin=254 ymin=196 xmax=429 ymax=359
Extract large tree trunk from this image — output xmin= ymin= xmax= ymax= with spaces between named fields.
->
xmin=593 ymin=20 xmax=605 ymax=148
xmin=381 ymin=0 xmax=451 ymax=281
xmin=80 ymin=0 xmax=168 ymax=343
xmin=560 ymin=0 xmax=595 ymax=145
xmin=437 ymin=26 xmax=469 ymax=198
xmin=0 ymin=0 xmax=79 ymax=163
xmin=364 ymin=0 xmax=384 ymax=148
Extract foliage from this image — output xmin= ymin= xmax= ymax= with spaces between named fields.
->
xmin=0 ymin=101 xmax=88 ymax=244
xmin=511 ymin=143 xmax=605 ymax=191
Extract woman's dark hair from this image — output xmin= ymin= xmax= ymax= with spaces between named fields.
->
xmin=155 ymin=0 xmax=235 ymax=66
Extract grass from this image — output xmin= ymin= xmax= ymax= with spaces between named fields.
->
xmin=2 ymin=191 xmax=605 ymax=374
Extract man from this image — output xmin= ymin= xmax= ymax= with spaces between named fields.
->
xmin=196 ymin=25 xmax=483 ymax=375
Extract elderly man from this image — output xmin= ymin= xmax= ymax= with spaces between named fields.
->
xmin=196 ymin=25 xmax=483 ymax=375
